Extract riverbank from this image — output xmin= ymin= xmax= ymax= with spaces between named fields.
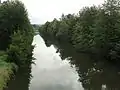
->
xmin=0 ymin=0 xmax=34 ymax=90
xmin=0 ymin=52 xmax=17 ymax=90
xmin=0 ymin=63 xmax=13 ymax=90
xmin=39 ymin=0 xmax=120 ymax=64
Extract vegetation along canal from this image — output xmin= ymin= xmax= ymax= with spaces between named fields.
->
xmin=2 ymin=0 xmax=120 ymax=90
xmin=6 ymin=34 xmax=120 ymax=90
xmin=5 ymin=35 xmax=83 ymax=90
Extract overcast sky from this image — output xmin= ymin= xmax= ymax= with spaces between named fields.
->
xmin=3 ymin=0 xmax=104 ymax=24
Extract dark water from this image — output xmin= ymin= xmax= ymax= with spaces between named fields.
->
xmin=5 ymin=35 xmax=120 ymax=90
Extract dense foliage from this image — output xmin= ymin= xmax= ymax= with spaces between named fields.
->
xmin=39 ymin=0 xmax=120 ymax=89
xmin=7 ymin=31 xmax=34 ymax=67
xmin=0 ymin=0 xmax=34 ymax=89
xmin=0 ymin=0 xmax=33 ymax=50
xmin=0 ymin=0 xmax=34 ymax=90
xmin=0 ymin=0 xmax=34 ymax=68
xmin=39 ymin=0 xmax=120 ymax=63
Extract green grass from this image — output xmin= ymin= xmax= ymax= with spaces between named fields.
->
xmin=0 ymin=51 xmax=17 ymax=90
xmin=0 ymin=62 xmax=13 ymax=90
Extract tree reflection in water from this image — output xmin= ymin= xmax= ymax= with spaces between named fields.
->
xmin=5 ymin=35 xmax=120 ymax=90
xmin=43 ymin=37 xmax=120 ymax=90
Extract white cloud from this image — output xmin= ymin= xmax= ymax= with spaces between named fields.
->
xmin=3 ymin=0 xmax=104 ymax=24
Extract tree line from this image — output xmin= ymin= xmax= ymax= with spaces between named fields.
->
xmin=39 ymin=0 xmax=120 ymax=64
xmin=39 ymin=0 xmax=120 ymax=89
xmin=0 ymin=0 xmax=34 ymax=67
xmin=0 ymin=0 xmax=34 ymax=89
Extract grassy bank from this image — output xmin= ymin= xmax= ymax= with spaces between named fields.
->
xmin=0 ymin=63 xmax=13 ymax=90
xmin=0 ymin=0 xmax=34 ymax=89
xmin=0 ymin=52 xmax=17 ymax=90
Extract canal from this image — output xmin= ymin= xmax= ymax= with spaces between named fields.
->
xmin=30 ymin=35 xmax=83 ymax=90
xmin=5 ymin=35 xmax=83 ymax=90
xmin=5 ymin=35 xmax=120 ymax=90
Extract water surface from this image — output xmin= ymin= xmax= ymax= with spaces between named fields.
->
xmin=6 ymin=35 xmax=120 ymax=90
xmin=29 ymin=35 xmax=83 ymax=90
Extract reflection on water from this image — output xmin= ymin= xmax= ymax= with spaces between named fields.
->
xmin=42 ymin=34 xmax=120 ymax=90
xmin=29 ymin=35 xmax=83 ymax=90
xmin=5 ymin=35 xmax=83 ymax=90
xmin=5 ymin=35 xmax=120 ymax=90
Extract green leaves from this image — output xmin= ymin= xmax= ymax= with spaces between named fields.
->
xmin=7 ymin=30 xmax=34 ymax=68
xmin=0 ymin=0 xmax=32 ymax=50
xmin=39 ymin=0 xmax=120 ymax=62
xmin=0 ymin=0 xmax=34 ymax=68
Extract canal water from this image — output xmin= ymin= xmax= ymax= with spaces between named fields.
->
xmin=29 ymin=35 xmax=83 ymax=90
xmin=5 ymin=35 xmax=120 ymax=90
xmin=5 ymin=35 xmax=83 ymax=90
